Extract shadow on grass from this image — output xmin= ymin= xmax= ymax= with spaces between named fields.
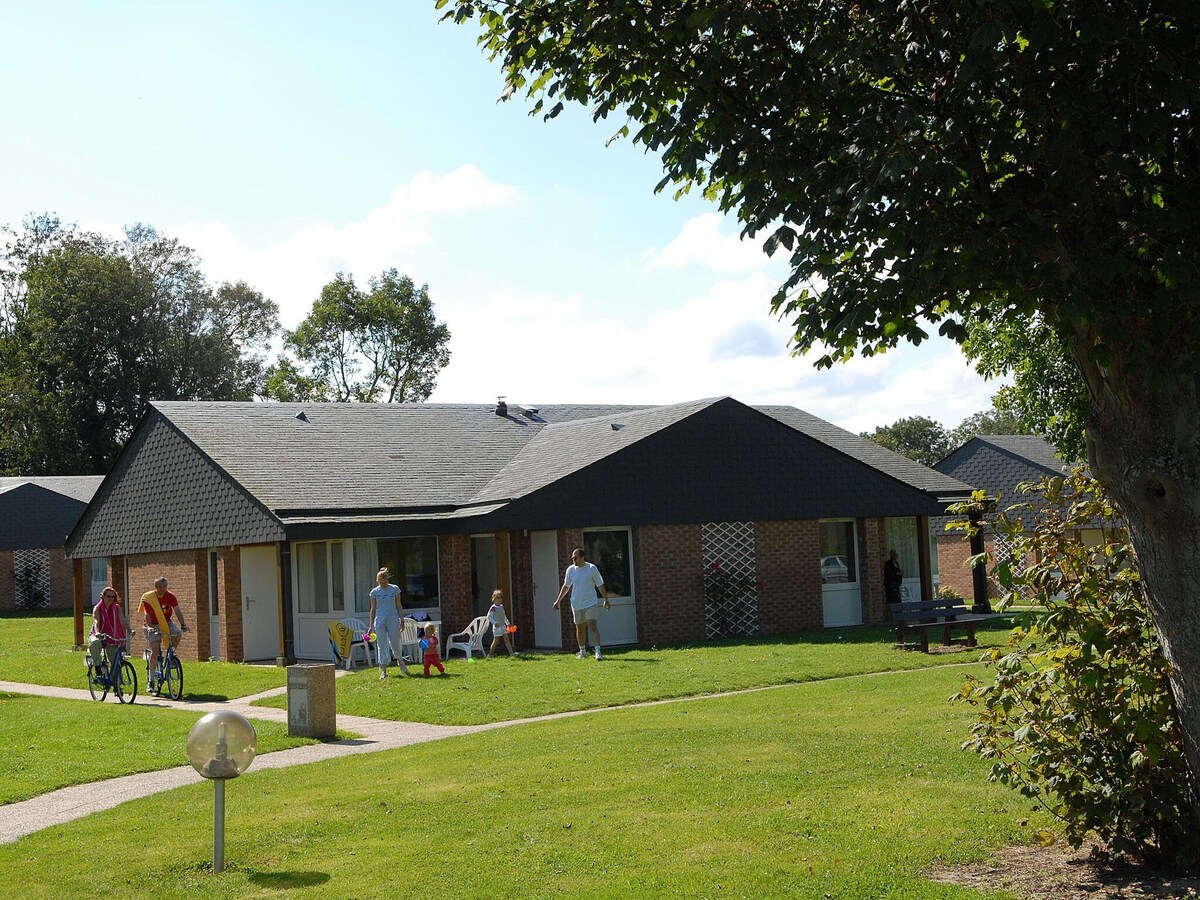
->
xmin=248 ymin=871 xmax=331 ymax=889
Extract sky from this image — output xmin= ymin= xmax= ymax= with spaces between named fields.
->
xmin=0 ymin=1 xmax=1002 ymax=434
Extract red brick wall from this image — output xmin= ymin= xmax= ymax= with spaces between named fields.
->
xmin=556 ymin=529 xmax=583 ymax=646
xmin=125 ymin=550 xmax=203 ymax=663
xmin=936 ymin=535 xmax=976 ymax=600
xmin=858 ymin=518 xmax=888 ymax=625
xmin=438 ymin=534 xmax=473 ymax=636
xmin=633 ymin=524 xmax=705 ymax=644
xmin=219 ymin=547 xmax=242 ymax=662
xmin=757 ymin=519 xmax=824 ymax=632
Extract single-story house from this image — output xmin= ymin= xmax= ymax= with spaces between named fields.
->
xmin=66 ymin=397 xmax=971 ymax=663
xmin=1 ymin=476 xmax=105 ymax=617
xmin=933 ymin=434 xmax=1089 ymax=602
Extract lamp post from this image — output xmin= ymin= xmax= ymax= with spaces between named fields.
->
xmin=186 ymin=711 xmax=257 ymax=873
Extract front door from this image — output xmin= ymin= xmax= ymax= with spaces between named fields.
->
xmin=531 ymin=531 xmax=562 ymax=649
xmin=240 ymin=544 xmax=281 ymax=661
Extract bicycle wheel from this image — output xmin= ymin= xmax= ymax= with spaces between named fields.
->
xmin=86 ymin=660 xmax=108 ymax=702
xmin=116 ymin=659 xmax=138 ymax=704
xmin=164 ymin=656 xmax=183 ymax=700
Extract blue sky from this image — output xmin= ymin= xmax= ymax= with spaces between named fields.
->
xmin=0 ymin=2 xmax=999 ymax=433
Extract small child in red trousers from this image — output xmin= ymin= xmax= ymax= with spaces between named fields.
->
xmin=421 ymin=622 xmax=445 ymax=677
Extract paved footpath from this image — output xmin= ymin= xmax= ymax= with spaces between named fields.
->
xmin=0 ymin=678 xmax=488 ymax=846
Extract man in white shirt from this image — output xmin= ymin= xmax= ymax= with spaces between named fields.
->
xmin=553 ymin=547 xmax=611 ymax=659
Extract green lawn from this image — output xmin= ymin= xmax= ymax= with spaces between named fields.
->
xmin=255 ymin=622 xmax=1016 ymax=725
xmin=0 ymin=611 xmax=288 ymax=699
xmin=0 ymin=665 xmax=1042 ymax=898
xmin=0 ymin=692 xmax=321 ymax=804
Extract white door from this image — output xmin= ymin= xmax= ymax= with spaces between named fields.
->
xmin=241 ymin=544 xmax=280 ymax=661
xmin=90 ymin=558 xmax=109 ymax=605
xmin=531 ymin=531 xmax=562 ymax=649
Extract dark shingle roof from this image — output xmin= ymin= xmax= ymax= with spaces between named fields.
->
xmin=759 ymin=406 xmax=971 ymax=497
xmin=933 ymin=435 xmax=1071 ymax=530
xmin=0 ymin=479 xmax=102 ymax=549
xmin=0 ymin=476 xmax=103 ymax=504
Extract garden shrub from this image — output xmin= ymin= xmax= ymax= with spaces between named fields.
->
xmin=950 ymin=471 xmax=1196 ymax=866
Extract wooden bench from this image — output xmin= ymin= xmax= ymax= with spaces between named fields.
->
xmin=891 ymin=599 xmax=998 ymax=652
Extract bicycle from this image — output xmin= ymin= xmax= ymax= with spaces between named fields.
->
xmin=146 ymin=628 xmax=186 ymax=700
xmin=85 ymin=635 xmax=138 ymax=703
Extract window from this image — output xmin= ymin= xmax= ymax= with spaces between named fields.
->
xmin=296 ymin=542 xmax=330 ymax=614
xmin=885 ymin=517 xmax=919 ymax=580
xmin=583 ymin=528 xmax=632 ymax=598
xmin=90 ymin=558 xmax=108 ymax=583
xmin=819 ymin=521 xmax=858 ymax=584
xmin=374 ymin=537 xmax=440 ymax=609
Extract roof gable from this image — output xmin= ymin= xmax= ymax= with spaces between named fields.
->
xmin=0 ymin=482 xmax=91 ymax=550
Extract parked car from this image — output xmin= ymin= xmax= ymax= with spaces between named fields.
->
xmin=820 ymin=555 xmax=849 ymax=583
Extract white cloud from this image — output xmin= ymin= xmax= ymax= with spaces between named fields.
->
xmin=641 ymin=212 xmax=771 ymax=273
xmin=431 ymin=271 xmax=1001 ymax=433
xmin=169 ymin=165 xmax=520 ymax=325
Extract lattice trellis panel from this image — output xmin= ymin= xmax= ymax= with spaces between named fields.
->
xmin=701 ymin=522 xmax=760 ymax=638
xmin=992 ymin=533 xmax=1032 ymax=597
xmin=13 ymin=548 xmax=51 ymax=610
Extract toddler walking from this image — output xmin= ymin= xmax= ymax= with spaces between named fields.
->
xmin=487 ymin=589 xmax=518 ymax=656
xmin=421 ymin=622 xmax=445 ymax=676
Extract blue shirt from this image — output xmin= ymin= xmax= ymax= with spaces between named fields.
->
xmin=370 ymin=583 xmax=402 ymax=618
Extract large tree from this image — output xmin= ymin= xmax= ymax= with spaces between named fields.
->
xmin=268 ymin=269 xmax=451 ymax=403
xmin=0 ymin=215 xmax=279 ymax=474
xmin=439 ymin=0 xmax=1200 ymax=825
xmin=861 ymin=415 xmax=950 ymax=466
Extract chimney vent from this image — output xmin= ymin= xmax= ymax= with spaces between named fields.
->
xmin=495 ymin=397 xmax=508 ymax=417
xmin=295 ymin=411 xmax=309 ymax=422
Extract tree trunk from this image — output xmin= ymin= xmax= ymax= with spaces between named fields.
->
xmin=1083 ymin=358 xmax=1200 ymax=830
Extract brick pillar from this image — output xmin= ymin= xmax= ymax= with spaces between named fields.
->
xmin=438 ymin=534 xmax=473 ymax=635
xmin=222 ymin=546 xmax=243 ymax=663
xmin=72 ymin=557 xmax=85 ymax=648
xmin=557 ymin=529 xmax=583 ymax=647
xmin=859 ymin=517 xmax=887 ymax=625
xmin=510 ymin=531 xmax=533 ymax=650
xmin=110 ymin=556 xmax=127 ymax=617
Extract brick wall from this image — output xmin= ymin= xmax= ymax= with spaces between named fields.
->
xmin=756 ymin=519 xmax=824 ymax=632
xmin=936 ymin=535 xmax=976 ymax=601
xmin=633 ymin=524 xmax=705 ymax=644
xmin=125 ymin=550 xmax=203 ymax=663
xmin=220 ymin=546 xmax=242 ymax=662
xmin=556 ymin=529 xmax=583 ymax=646
xmin=438 ymin=534 xmax=473 ymax=636
xmin=858 ymin=518 xmax=888 ymax=625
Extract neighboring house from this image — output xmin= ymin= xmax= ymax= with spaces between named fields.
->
xmin=933 ymin=435 xmax=1089 ymax=603
xmin=66 ymin=398 xmax=970 ymax=663
xmin=0 ymin=476 xmax=105 ymax=612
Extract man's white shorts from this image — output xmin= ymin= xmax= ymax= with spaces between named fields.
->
xmin=571 ymin=605 xmax=600 ymax=626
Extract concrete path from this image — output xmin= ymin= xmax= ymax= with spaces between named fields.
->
xmin=0 ymin=679 xmax=485 ymax=845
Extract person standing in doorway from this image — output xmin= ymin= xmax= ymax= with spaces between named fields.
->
xmin=553 ymin=548 xmax=610 ymax=660
xmin=883 ymin=549 xmax=904 ymax=605
xmin=369 ymin=567 xmax=407 ymax=680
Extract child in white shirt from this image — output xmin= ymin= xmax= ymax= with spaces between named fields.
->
xmin=486 ymin=589 xmax=518 ymax=656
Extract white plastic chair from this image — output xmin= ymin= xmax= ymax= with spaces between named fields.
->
xmin=339 ymin=617 xmax=374 ymax=670
xmin=398 ymin=618 xmax=422 ymax=663
xmin=444 ymin=615 xmax=488 ymax=660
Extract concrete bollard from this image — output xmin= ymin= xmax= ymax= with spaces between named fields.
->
xmin=286 ymin=663 xmax=336 ymax=738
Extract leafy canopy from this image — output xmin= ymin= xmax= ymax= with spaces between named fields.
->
xmin=267 ymin=269 xmax=451 ymax=403
xmin=0 ymin=215 xmax=279 ymax=475
xmin=441 ymin=0 xmax=1199 ymax=376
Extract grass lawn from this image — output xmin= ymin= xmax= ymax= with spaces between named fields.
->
xmin=0 ymin=665 xmax=1045 ymax=898
xmin=255 ymin=622 xmax=1016 ymax=726
xmin=0 ymin=692 xmax=322 ymax=805
xmin=0 ymin=611 xmax=288 ymax=699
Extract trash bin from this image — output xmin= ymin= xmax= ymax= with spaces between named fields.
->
xmin=286 ymin=663 xmax=336 ymax=738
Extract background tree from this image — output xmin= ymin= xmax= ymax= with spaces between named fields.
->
xmin=0 ymin=215 xmax=279 ymax=474
xmin=962 ymin=314 xmax=1089 ymax=463
xmin=269 ymin=269 xmax=451 ymax=403
xmin=440 ymin=0 xmax=1200 ymax=824
xmin=860 ymin=415 xmax=950 ymax=466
